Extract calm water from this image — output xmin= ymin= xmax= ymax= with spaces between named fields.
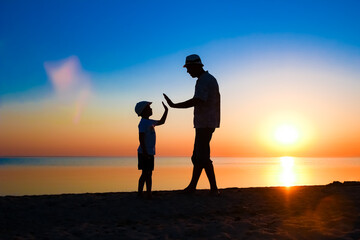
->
xmin=0 ymin=157 xmax=359 ymax=196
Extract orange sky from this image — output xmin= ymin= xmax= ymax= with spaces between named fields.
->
xmin=1 ymin=39 xmax=360 ymax=157
xmin=0 ymin=90 xmax=359 ymax=157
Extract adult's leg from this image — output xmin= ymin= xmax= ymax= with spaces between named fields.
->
xmin=184 ymin=129 xmax=205 ymax=192
xmin=204 ymin=161 xmax=218 ymax=192
xmin=184 ymin=165 xmax=203 ymax=192
xmin=200 ymin=128 xmax=218 ymax=192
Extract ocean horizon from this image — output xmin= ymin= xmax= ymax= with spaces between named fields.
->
xmin=1 ymin=157 xmax=359 ymax=196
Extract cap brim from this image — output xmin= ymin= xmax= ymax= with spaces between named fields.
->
xmin=183 ymin=63 xmax=204 ymax=68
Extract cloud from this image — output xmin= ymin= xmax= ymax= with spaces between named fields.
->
xmin=44 ymin=56 xmax=92 ymax=124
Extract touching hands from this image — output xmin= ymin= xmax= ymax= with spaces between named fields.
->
xmin=162 ymin=101 xmax=168 ymax=111
xmin=163 ymin=93 xmax=175 ymax=108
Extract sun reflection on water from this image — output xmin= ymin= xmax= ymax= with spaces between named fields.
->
xmin=280 ymin=156 xmax=296 ymax=187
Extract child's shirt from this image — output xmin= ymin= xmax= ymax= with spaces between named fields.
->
xmin=138 ymin=118 xmax=158 ymax=155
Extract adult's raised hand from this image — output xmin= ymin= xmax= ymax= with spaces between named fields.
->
xmin=163 ymin=93 xmax=175 ymax=108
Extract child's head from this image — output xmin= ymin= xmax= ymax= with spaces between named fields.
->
xmin=135 ymin=101 xmax=152 ymax=118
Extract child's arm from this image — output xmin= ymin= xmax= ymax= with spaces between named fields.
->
xmin=139 ymin=132 xmax=148 ymax=156
xmin=156 ymin=102 xmax=168 ymax=126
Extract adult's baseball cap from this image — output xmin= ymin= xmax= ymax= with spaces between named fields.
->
xmin=135 ymin=101 xmax=152 ymax=116
xmin=183 ymin=54 xmax=204 ymax=67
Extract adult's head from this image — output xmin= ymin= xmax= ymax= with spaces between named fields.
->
xmin=183 ymin=54 xmax=205 ymax=78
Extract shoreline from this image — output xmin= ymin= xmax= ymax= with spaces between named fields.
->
xmin=1 ymin=183 xmax=359 ymax=239
xmin=1 ymin=181 xmax=359 ymax=198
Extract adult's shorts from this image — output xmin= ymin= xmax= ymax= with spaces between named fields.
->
xmin=191 ymin=128 xmax=215 ymax=168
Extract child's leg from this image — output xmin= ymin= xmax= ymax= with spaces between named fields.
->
xmin=138 ymin=170 xmax=146 ymax=194
xmin=144 ymin=170 xmax=152 ymax=196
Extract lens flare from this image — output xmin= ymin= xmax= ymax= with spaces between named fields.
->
xmin=44 ymin=56 xmax=92 ymax=124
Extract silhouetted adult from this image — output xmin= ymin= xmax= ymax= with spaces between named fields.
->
xmin=163 ymin=54 xmax=220 ymax=195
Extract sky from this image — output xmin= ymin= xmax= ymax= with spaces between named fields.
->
xmin=1 ymin=0 xmax=360 ymax=157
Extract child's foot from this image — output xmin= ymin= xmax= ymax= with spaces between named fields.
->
xmin=137 ymin=192 xmax=144 ymax=198
xmin=182 ymin=186 xmax=196 ymax=194
xmin=146 ymin=192 xmax=152 ymax=200
xmin=209 ymin=189 xmax=220 ymax=197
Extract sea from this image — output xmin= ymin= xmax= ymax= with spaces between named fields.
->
xmin=0 ymin=157 xmax=359 ymax=196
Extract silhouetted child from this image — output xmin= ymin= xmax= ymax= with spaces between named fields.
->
xmin=135 ymin=101 xmax=168 ymax=199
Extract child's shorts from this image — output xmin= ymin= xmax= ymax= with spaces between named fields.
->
xmin=138 ymin=153 xmax=154 ymax=171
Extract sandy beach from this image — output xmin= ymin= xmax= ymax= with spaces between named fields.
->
xmin=1 ymin=183 xmax=359 ymax=240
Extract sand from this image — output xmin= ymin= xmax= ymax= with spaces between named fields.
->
xmin=1 ymin=184 xmax=360 ymax=240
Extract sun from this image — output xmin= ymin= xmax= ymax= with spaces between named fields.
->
xmin=274 ymin=124 xmax=299 ymax=145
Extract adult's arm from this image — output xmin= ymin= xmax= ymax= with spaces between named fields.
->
xmin=163 ymin=93 xmax=203 ymax=109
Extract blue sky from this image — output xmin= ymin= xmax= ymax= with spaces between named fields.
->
xmin=1 ymin=0 xmax=360 ymax=99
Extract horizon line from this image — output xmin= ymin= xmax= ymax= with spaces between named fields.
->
xmin=1 ymin=155 xmax=359 ymax=158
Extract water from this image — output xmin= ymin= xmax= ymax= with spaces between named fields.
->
xmin=0 ymin=157 xmax=359 ymax=196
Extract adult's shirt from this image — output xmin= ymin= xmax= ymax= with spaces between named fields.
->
xmin=137 ymin=118 xmax=157 ymax=155
xmin=193 ymin=71 xmax=220 ymax=128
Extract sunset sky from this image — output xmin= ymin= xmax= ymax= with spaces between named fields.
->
xmin=1 ymin=1 xmax=359 ymax=157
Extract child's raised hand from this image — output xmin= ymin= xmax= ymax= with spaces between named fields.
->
xmin=163 ymin=93 xmax=175 ymax=107
xmin=157 ymin=101 xmax=168 ymax=125
xmin=162 ymin=101 xmax=168 ymax=111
